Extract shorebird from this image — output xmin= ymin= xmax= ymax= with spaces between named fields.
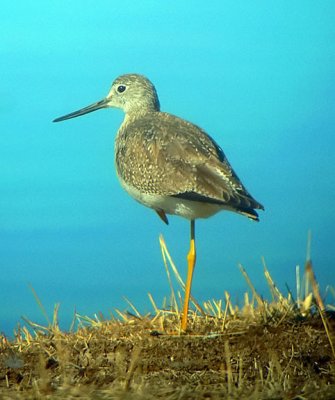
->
xmin=53 ymin=73 xmax=264 ymax=331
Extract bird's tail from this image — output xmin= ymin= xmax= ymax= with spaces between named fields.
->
xmin=238 ymin=207 xmax=261 ymax=221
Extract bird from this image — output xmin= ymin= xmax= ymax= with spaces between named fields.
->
xmin=53 ymin=73 xmax=264 ymax=331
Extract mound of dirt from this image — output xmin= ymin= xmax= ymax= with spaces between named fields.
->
xmin=1 ymin=313 xmax=334 ymax=399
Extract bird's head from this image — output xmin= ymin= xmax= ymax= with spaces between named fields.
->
xmin=53 ymin=73 xmax=160 ymax=123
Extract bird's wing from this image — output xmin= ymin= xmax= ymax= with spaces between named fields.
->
xmin=117 ymin=112 xmax=263 ymax=211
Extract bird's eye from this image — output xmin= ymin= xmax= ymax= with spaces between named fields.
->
xmin=117 ymin=85 xmax=126 ymax=93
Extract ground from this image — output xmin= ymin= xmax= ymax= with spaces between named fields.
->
xmin=1 ymin=254 xmax=334 ymax=399
xmin=1 ymin=307 xmax=334 ymax=399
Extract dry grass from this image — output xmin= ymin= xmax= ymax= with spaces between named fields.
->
xmin=0 ymin=235 xmax=334 ymax=399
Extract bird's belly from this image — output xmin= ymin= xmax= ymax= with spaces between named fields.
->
xmin=118 ymin=177 xmax=223 ymax=220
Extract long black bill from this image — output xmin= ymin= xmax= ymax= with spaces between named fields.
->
xmin=53 ymin=98 xmax=109 ymax=122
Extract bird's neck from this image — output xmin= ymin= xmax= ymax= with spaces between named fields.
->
xmin=122 ymin=108 xmax=158 ymax=124
xmin=123 ymin=96 xmax=160 ymax=117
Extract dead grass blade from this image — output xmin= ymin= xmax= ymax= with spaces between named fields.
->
xmin=225 ymin=341 xmax=233 ymax=394
xmin=147 ymin=292 xmax=159 ymax=315
xmin=159 ymin=234 xmax=204 ymax=315
xmin=159 ymin=234 xmax=179 ymax=314
xmin=262 ymin=258 xmax=291 ymax=311
xmin=222 ymin=292 xmax=230 ymax=330
xmin=306 ymin=259 xmax=325 ymax=311
xmin=238 ymin=264 xmax=265 ymax=312
xmin=123 ymin=297 xmax=142 ymax=318
xmin=28 ymin=284 xmax=51 ymax=326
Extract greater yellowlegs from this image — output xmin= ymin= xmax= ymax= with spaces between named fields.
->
xmin=53 ymin=73 xmax=264 ymax=331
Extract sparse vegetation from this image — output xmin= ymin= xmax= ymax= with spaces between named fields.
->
xmin=0 ymin=236 xmax=334 ymax=399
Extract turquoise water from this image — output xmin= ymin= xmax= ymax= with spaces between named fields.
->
xmin=1 ymin=1 xmax=334 ymax=335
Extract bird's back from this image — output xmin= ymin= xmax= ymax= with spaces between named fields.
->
xmin=115 ymin=111 xmax=263 ymax=220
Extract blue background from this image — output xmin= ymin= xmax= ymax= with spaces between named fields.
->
xmin=1 ymin=1 xmax=334 ymax=335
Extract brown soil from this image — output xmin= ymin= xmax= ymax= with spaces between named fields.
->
xmin=1 ymin=311 xmax=334 ymax=399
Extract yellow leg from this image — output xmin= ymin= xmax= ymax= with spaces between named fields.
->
xmin=181 ymin=220 xmax=196 ymax=331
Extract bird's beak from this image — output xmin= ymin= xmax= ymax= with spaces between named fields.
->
xmin=53 ymin=98 xmax=109 ymax=122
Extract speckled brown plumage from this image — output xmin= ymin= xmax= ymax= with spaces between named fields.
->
xmin=116 ymin=111 xmax=262 ymax=213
